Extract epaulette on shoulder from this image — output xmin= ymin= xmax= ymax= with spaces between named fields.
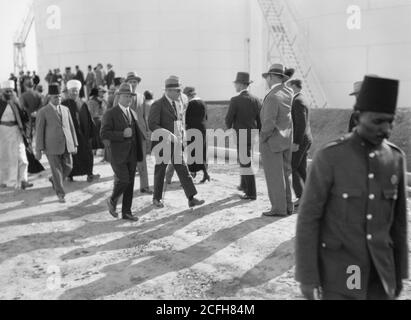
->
xmin=323 ymin=135 xmax=349 ymax=150
xmin=386 ymin=140 xmax=405 ymax=155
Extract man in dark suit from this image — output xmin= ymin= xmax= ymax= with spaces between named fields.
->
xmin=295 ymin=76 xmax=408 ymax=300
xmin=101 ymin=83 xmax=144 ymax=221
xmin=226 ymin=72 xmax=261 ymax=200
xmin=35 ymin=84 xmax=78 ymax=203
xmin=289 ymin=80 xmax=313 ymax=208
xmin=148 ymin=76 xmax=205 ymax=209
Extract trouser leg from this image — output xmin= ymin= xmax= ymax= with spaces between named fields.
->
xmin=154 ymin=163 xmax=167 ymax=201
xmin=122 ymin=160 xmax=138 ymax=215
xmin=47 ymin=154 xmax=66 ymax=197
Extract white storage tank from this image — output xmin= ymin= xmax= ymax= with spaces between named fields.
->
xmin=33 ymin=0 xmax=253 ymax=100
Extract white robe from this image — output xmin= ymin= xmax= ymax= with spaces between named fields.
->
xmin=0 ymin=104 xmax=28 ymax=188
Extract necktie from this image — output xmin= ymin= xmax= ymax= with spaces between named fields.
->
xmin=57 ymin=105 xmax=62 ymax=121
xmin=172 ymin=101 xmax=178 ymax=117
xmin=126 ymin=108 xmax=132 ymax=125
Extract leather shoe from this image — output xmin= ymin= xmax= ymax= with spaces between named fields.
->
xmin=58 ymin=195 xmax=66 ymax=203
xmin=87 ymin=174 xmax=101 ymax=183
xmin=189 ymin=198 xmax=205 ymax=208
xmin=153 ymin=199 xmax=165 ymax=208
xmin=141 ymin=188 xmax=154 ymax=195
xmin=237 ymin=186 xmax=244 ymax=191
xmin=240 ymin=194 xmax=256 ymax=201
xmin=263 ymin=211 xmax=287 ymax=217
xmin=122 ymin=213 xmax=139 ymax=222
xmin=106 ymin=198 xmax=118 ymax=218
xmin=21 ymin=181 xmax=34 ymax=190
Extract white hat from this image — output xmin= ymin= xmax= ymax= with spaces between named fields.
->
xmin=67 ymin=80 xmax=82 ymax=90
xmin=1 ymin=81 xmax=14 ymax=89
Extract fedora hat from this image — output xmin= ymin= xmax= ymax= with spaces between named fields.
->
xmin=354 ymin=76 xmax=399 ymax=115
xmin=125 ymin=72 xmax=142 ymax=83
xmin=234 ymin=72 xmax=253 ymax=85
xmin=262 ymin=63 xmax=290 ymax=80
xmin=183 ymin=86 xmax=196 ymax=97
xmin=117 ymin=83 xmax=136 ymax=96
xmin=165 ymin=76 xmax=182 ymax=90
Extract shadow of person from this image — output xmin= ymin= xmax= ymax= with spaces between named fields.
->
xmin=205 ymin=237 xmax=296 ymax=298
xmin=58 ymin=214 xmax=278 ymax=300
xmin=61 ymin=196 xmax=240 ymax=261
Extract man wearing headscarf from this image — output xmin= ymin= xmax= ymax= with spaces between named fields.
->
xmin=0 ymin=81 xmax=33 ymax=190
xmin=63 ymin=80 xmax=100 ymax=182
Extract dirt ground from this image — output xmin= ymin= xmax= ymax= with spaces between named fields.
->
xmin=0 ymin=156 xmax=410 ymax=300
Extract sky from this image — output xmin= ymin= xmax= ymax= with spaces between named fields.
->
xmin=0 ymin=0 xmax=37 ymax=79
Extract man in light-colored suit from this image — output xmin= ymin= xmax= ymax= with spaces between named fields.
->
xmin=126 ymin=72 xmax=153 ymax=195
xmin=260 ymin=64 xmax=294 ymax=217
xmin=35 ymin=84 xmax=78 ymax=203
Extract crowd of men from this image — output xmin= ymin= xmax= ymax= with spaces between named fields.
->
xmin=0 ymin=62 xmax=408 ymax=300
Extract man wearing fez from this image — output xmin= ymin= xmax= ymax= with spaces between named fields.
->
xmin=260 ymin=64 xmax=294 ymax=217
xmin=148 ymin=76 xmax=204 ymax=209
xmin=0 ymin=81 xmax=33 ymax=190
xmin=101 ymin=83 xmax=144 ymax=222
xmin=35 ymin=84 xmax=78 ymax=203
xmin=296 ymin=76 xmax=408 ymax=300
xmin=63 ymin=80 xmax=100 ymax=183
xmin=226 ymin=72 xmax=262 ymax=201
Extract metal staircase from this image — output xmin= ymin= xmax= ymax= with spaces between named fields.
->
xmin=14 ymin=2 xmax=34 ymax=75
xmin=257 ymin=0 xmax=328 ymax=109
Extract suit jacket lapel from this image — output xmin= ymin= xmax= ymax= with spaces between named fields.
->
xmin=115 ymin=105 xmax=129 ymax=127
xmin=163 ymin=96 xmax=177 ymax=120
xmin=49 ymin=104 xmax=62 ymax=124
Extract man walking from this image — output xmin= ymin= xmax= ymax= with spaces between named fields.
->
xmin=101 ymin=83 xmax=144 ymax=221
xmin=226 ymin=72 xmax=261 ymax=200
xmin=289 ymin=79 xmax=313 ymax=208
xmin=260 ymin=64 xmax=294 ymax=217
xmin=126 ymin=72 xmax=152 ymax=194
xmin=295 ymin=76 xmax=408 ymax=300
xmin=35 ymin=84 xmax=78 ymax=203
xmin=148 ymin=76 xmax=204 ymax=209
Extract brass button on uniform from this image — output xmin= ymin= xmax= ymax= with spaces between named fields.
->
xmin=367 ymin=234 xmax=373 ymax=241
xmin=367 ymin=214 xmax=373 ymax=220
xmin=342 ymin=193 xmax=348 ymax=199
xmin=368 ymin=173 xmax=375 ymax=179
xmin=369 ymin=194 xmax=375 ymax=200
xmin=369 ymin=153 xmax=376 ymax=159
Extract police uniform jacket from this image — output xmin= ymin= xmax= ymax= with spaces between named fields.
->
xmin=295 ymin=132 xmax=408 ymax=299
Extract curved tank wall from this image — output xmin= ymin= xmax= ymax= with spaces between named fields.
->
xmin=285 ymin=0 xmax=411 ymax=108
xmin=34 ymin=0 xmax=411 ymax=108
xmin=33 ymin=0 xmax=252 ymax=100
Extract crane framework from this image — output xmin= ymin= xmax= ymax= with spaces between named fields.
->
xmin=14 ymin=2 xmax=34 ymax=76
